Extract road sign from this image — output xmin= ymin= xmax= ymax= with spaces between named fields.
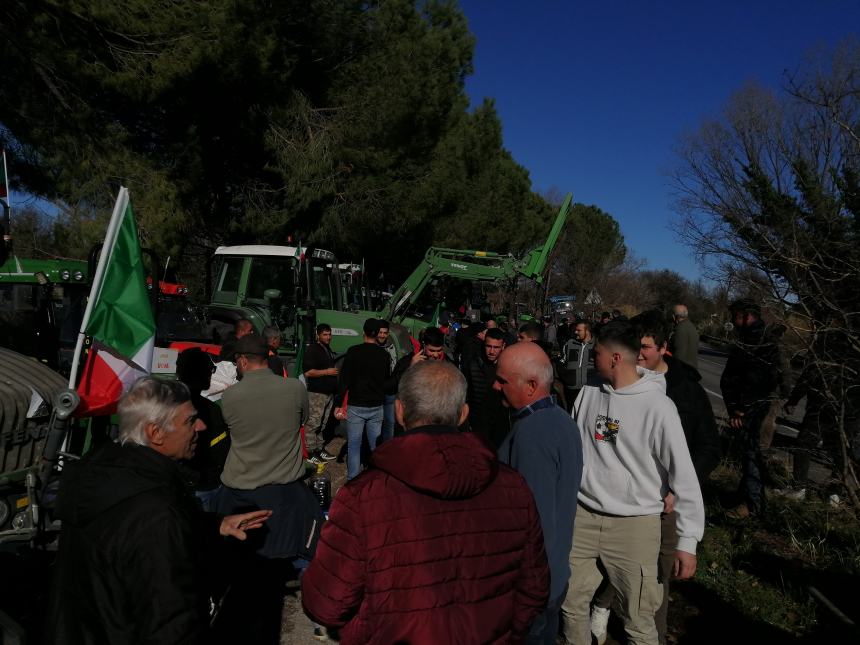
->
xmin=584 ymin=288 xmax=602 ymax=306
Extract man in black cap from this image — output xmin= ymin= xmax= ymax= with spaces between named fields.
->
xmin=720 ymin=298 xmax=784 ymax=518
xmin=219 ymin=335 xmax=309 ymax=494
xmin=215 ymin=334 xmax=324 ymax=642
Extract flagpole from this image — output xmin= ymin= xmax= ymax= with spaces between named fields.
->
xmin=67 ymin=187 xmax=130 ymax=388
xmin=2 ymin=149 xmax=10 ymax=215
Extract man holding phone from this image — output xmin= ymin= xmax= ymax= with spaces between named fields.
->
xmin=384 ymin=327 xmax=450 ymax=436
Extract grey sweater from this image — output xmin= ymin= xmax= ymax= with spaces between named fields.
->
xmin=221 ymin=368 xmax=309 ymax=489
xmin=498 ymin=399 xmax=583 ymax=600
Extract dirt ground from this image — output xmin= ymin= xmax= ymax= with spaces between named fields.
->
xmin=280 ymin=434 xmax=859 ymax=644
xmin=279 ymin=436 xmax=704 ymax=645
xmin=281 ymin=435 xmax=348 ymax=644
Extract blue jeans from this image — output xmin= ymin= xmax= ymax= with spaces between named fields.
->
xmin=526 ymin=588 xmax=566 ymax=644
xmin=194 ymin=485 xmax=222 ymax=513
xmin=346 ymin=405 xmax=383 ymax=479
xmin=740 ymin=402 xmax=771 ymax=513
xmin=382 ymin=394 xmax=397 ymax=442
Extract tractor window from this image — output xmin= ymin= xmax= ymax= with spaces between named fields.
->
xmin=247 ymin=257 xmax=297 ymax=303
xmin=0 ymin=284 xmax=41 ymax=312
xmin=309 ymin=264 xmax=335 ymax=309
xmin=56 ymin=285 xmax=88 ymax=345
xmin=0 ymin=285 xmax=13 ymax=311
xmin=214 ymin=257 xmax=244 ymax=303
xmin=403 ymin=285 xmax=437 ymax=321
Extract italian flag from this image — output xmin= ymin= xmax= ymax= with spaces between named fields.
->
xmin=73 ymin=187 xmax=156 ymax=416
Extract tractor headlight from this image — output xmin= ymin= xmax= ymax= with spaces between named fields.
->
xmin=60 ymin=270 xmax=71 ymax=281
xmin=11 ymin=510 xmax=28 ymax=530
xmin=73 ymin=271 xmax=84 ymax=281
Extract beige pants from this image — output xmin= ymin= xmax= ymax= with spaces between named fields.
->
xmin=593 ymin=511 xmax=677 ymax=644
xmin=561 ymin=505 xmax=662 ymax=645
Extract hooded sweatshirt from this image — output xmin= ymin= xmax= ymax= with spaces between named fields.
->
xmin=573 ymin=368 xmax=705 ymax=555
xmin=301 ymin=427 xmax=550 ymax=645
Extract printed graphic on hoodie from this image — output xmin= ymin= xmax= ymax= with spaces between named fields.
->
xmin=594 ymin=413 xmax=621 ymax=443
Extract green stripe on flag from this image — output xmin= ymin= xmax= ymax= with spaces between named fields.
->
xmin=85 ymin=200 xmax=155 ymax=359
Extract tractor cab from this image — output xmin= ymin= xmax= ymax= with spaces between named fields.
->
xmin=206 ymin=245 xmax=344 ymax=367
xmin=0 ymin=255 xmax=90 ymax=373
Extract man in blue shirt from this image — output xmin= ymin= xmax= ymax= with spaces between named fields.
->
xmin=495 ymin=342 xmax=584 ymax=644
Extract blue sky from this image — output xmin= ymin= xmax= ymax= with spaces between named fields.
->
xmin=458 ymin=1 xmax=860 ymax=280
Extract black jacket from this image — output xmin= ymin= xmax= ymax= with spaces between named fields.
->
xmin=337 ymin=342 xmax=390 ymax=407
xmin=46 ymin=442 xmax=217 ymax=645
xmin=663 ymin=354 xmax=721 ymax=483
xmin=462 ymin=354 xmax=510 ymax=449
xmin=720 ymin=320 xmax=781 ymax=413
xmin=179 ymin=392 xmax=230 ymax=491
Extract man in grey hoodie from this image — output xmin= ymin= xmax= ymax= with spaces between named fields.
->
xmin=560 ymin=321 xmax=704 ymax=645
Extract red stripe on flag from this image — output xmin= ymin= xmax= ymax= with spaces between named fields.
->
xmin=75 ymin=349 xmax=125 ymax=417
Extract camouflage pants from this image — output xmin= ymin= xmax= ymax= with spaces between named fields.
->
xmin=306 ymin=392 xmax=334 ymax=453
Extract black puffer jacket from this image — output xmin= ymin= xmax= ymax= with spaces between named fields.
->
xmin=46 ymin=442 xmax=216 ymax=645
xmin=720 ymin=319 xmax=781 ymax=413
xmin=463 ymin=354 xmax=510 ymax=449
xmin=664 ymin=354 xmax=721 ymax=483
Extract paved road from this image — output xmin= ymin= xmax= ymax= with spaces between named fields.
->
xmin=695 ymin=347 xmax=730 ymax=418
xmin=695 ymin=343 xmax=837 ymax=488
xmin=696 ymin=344 xmax=803 ymax=438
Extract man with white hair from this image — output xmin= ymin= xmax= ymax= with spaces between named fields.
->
xmin=669 ymin=304 xmax=698 ymax=369
xmin=303 ymin=361 xmax=551 ymax=644
xmin=47 ymin=377 xmax=270 ymax=644
xmin=494 ymin=342 xmax=584 ymax=644
xmin=262 ymin=324 xmax=287 ymax=377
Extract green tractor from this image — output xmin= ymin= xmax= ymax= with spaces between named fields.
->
xmin=204 ymin=194 xmax=572 ymax=371
xmin=377 ymin=193 xmax=572 ymax=339
xmin=0 ymin=255 xmax=90 ymax=374
xmin=205 ymin=244 xmax=413 ymax=373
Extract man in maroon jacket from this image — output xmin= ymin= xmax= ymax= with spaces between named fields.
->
xmin=302 ymin=361 xmax=550 ymax=644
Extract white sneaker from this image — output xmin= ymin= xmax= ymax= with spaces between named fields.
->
xmin=312 ymin=625 xmax=329 ymax=641
xmin=590 ymin=606 xmax=610 ymax=645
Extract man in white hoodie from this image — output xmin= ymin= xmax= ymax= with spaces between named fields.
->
xmin=560 ymin=321 xmax=704 ymax=645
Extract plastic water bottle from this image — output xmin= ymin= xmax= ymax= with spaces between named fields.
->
xmin=309 ymin=463 xmax=331 ymax=510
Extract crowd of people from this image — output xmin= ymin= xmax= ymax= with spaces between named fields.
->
xmin=47 ymin=298 xmax=816 ymax=645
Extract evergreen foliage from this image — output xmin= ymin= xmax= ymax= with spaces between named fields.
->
xmin=0 ymin=0 xmax=556 ymax=282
